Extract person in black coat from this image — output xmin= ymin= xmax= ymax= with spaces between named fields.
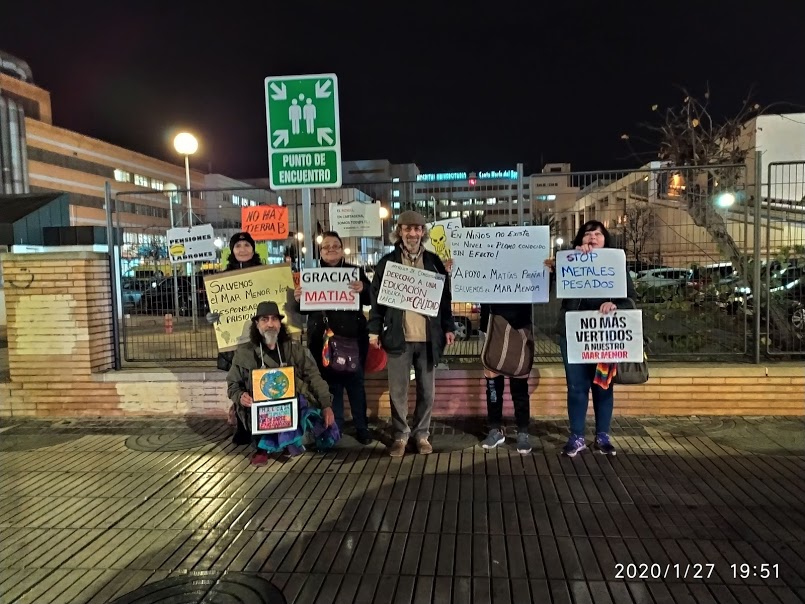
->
xmin=479 ymin=302 xmax=534 ymax=454
xmin=292 ymin=231 xmax=373 ymax=444
xmin=212 ymin=231 xmax=264 ymax=445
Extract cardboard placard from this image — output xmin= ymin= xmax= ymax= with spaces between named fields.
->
xmin=252 ymin=366 xmax=295 ymax=402
xmin=251 ymin=398 xmax=298 ymax=434
xmin=241 ymin=205 xmax=289 ymax=241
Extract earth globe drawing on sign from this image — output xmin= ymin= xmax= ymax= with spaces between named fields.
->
xmin=260 ymin=371 xmax=291 ymax=400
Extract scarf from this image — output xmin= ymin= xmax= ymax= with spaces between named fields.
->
xmin=593 ymin=363 xmax=617 ymax=389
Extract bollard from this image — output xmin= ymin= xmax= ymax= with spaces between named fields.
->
xmin=164 ymin=313 xmax=174 ymax=334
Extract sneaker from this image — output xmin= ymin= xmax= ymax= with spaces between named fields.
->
xmin=389 ymin=438 xmax=407 ymax=457
xmin=482 ymin=429 xmax=506 ymax=450
xmin=416 ymin=437 xmax=433 ymax=455
xmin=356 ymin=428 xmax=373 ymax=445
xmin=594 ymin=432 xmax=616 ymax=456
xmin=561 ymin=435 xmax=587 ymax=457
xmin=250 ymin=451 xmax=269 ymax=466
xmin=516 ymin=432 xmax=532 ymax=455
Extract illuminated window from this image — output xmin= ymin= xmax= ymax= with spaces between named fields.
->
xmin=233 ymin=195 xmax=241 ymax=205
xmin=392 ymin=177 xmax=400 ymax=182
xmin=114 ymin=169 xmax=131 ymax=182
xmin=392 ymin=190 xmax=400 ymax=198
xmin=392 ymin=202 xmax=400 ymax=209
xmin=151 ymin=179 xmax=164 ymax=191
xmin=134 ymin=174 xmax=149 ymax=187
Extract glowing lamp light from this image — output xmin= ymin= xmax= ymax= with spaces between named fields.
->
xmin=556 ymin=237 xmax=564 ymax=246
xmin=716 ymin=192 xmax=736 ymax=208
xmin=379 ymin=207 xmax=390 ymax=219
xmin=344 ymin=247 xmax=351 ymax=255
xmin=173 ymin=132 xmax=198 ymax=155
xmin=316 ymin=235 xmax=323 ymax=244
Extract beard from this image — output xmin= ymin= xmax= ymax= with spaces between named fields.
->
xmin=403 ymin=236 xmax=421 ymax=254
xmin=260 ymin=328 xmax=279 ymax=346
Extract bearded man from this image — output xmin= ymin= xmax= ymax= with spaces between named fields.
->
xmin=367 ymin=210 xmax=456 ymax=457
xmin=226 ymin=301 xmax=336 ymax=465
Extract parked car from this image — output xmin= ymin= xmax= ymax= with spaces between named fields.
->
xmin=727 ymin=265 xmax=805 ymax=331
xmin=136 ymin=275 xmax=209 ymax=317
xmin=634 ymin=268 xmax=693 ymax=302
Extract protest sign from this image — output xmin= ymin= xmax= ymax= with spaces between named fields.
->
xmin=251 ymin=398 xmax=298 ymax=434
xmin=376 ymin=261 xmax=445 ymax=317
xmin=555 ymin=248 xmax=627 ymax=298
xmin=252 ymin=367 xmax=295 ymax=401
xmin=166 ymin=224 xmax=216 ymax=264
xmin=203 ymin=264 xmax=297 ymax=351
xmin=299 ymin=267 xmax=360 ymax=311
xmin=329 ymin=201 xmax=381 ymax=237
xmin=241 ymin=205 xmax=289 ymax=241
xmin=424 ymin=217 xmax=461 ymax=263
xmin=564 ymin=309 xmax=644 ymax=363
xmin=449 ymin=226 xmax=550 ymax=303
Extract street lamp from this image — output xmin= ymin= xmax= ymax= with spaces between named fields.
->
xmin=173 ymin=132 xmax=199 ymax=330
xmin=556 ymin=237 xmax=564 ymax=247
xmin=379 ymin=206 xmax=389 ymax=248
xmin=716 ymin=192 xmax=736 ymax=208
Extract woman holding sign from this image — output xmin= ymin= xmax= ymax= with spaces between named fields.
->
xmin=549 ymin=220 xmax=637 ymax=457
xmin=212 ymin=232 xmax=264 ymax=444
xmin=292 ymin=231 xmax=374 ymax=445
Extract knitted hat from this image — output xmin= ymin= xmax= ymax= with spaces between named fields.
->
xmin=229 ymin=231 xmax=256 ymax=252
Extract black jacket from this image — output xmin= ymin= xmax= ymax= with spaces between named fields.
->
xmin=367 ymin=244 xmax=455 ymax=365
xmin=480 ymin=303 xmax=533 ymax=332
xmin=290 ymin=260 xmax=372 ymax=370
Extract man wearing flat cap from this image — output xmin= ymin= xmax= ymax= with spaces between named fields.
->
xmin=367 ymin=210 xmax=455 ymax=457
xmin=226 ymin=300 xmax=336 ymax=465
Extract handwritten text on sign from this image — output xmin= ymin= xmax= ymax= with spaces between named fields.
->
xmin=241 ymin=205 xmax=289 ymax=241
xmin=203 ymin=264 xmax=296 ymax=351
xmin=328 ymin=201 xmax=381 ymax=238
xmin=555 ymin=248 xmax=627 ymax=298
xmin=450 ymin=226 xmax=550 ymax=303
xmin=377 ymin=262 xmax=445 ymax=317
xmin=565 ymin=309 xmax=644 ymax=363
xmin=299 ymin=267 xmax=360 ymax=311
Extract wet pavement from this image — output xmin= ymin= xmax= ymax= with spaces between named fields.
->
xmin=0 ymin=415 xmax=804 ymax=603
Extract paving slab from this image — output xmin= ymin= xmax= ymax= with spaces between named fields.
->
xmin=0 ymin=415 xmax=803 ymax=603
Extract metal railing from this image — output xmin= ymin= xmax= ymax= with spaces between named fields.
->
xmin=105 ymin=161 xmax=804 ymax=365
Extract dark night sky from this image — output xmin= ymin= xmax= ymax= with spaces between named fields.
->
xmin=2 ymin=0 xmax=804 ymax=178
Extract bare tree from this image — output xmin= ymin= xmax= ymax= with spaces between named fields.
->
xmin=623 ymin=201 xmax=656 ymax=261
xmin=622 ymin=88 xmax=799 ymax=349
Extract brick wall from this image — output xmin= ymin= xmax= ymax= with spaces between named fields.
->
xmin=0 ymin=251 xmax=802 ymax=419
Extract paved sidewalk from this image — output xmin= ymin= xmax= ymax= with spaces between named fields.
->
xmin=0 ymin=416 xmax=803 ymax=603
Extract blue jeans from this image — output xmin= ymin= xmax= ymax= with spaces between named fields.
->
xmin=559 ymin=337 xmax=614 ymax=436
xmin=326 ymin=368 xmax=369 ymax=431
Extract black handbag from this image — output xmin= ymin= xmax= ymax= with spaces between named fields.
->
xmin=481 ymin=313 xmax=534 ymax=378
xmin=612 ymin=299 xmax=649 ymax=385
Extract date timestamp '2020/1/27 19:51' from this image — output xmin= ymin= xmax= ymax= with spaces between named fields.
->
xmin=615 ymin=563 xmax=780 ymax=580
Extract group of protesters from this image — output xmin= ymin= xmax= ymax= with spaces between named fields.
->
xmin=219 ymin=212 xmax=636 ymax=465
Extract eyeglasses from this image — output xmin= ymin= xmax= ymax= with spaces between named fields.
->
xmin=321 ymin=245 xmax=342 ymax=251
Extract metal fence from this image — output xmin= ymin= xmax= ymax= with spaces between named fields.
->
xmin=108 ymin=160 xmax=804 ymax=365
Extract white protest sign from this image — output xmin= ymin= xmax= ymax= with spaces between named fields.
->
xmin=299 ymin=267 xmax=360 ymax=311
xmin=166 ymin=224 xmax=216 ymax=264
xmin=449 ymin=226 xmax=551 ymax=303
xmin=565 ymin=309 xmax=644 ymax=363
xmin=424 ymin=217 xmax=462 ymax=263
xmin=328 ymin=201 xmax=381 ymax=237
xmin=555 ymin=248 xmax=627 ymax=298
xmin=377 ymin=261 xmax=445 ymax=317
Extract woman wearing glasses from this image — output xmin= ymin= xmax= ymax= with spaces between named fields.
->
xmin=293 ymin=231 xmax=373 ymax=444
